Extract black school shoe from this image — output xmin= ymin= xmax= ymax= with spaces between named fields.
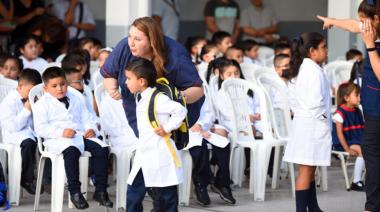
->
xmin=70 ymin=192 xmax=89 ymax=210
xmin=194 ymin=183 xmax=210 ymax=206
xmin=21 ymin=181 xmax=43 ymax=195
xmin=350 ymin=181 xmax=365 ymax=192
xmin=213 ymin=185 xmax=236 ymax=204
xmin=93 ymin=191 xmax=113 ymax=207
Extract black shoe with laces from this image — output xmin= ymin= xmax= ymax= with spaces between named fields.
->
xmin=21 ymin=182 xmax=43 ymax=195
xmin=350 ymin=181 xmax=365 ymax=192
xmin=70 ymin=192 xmax=89 ymax=210
xmin=214 ymin=185 xmax=236 ymax=204
xmin=194 ymin=183 xmax=210 ymax=206
xmin=93 ymin=191 xmax=113 ymax=207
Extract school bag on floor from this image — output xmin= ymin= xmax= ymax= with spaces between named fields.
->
xmin=147 ymin=77 xmax=189 ymax=150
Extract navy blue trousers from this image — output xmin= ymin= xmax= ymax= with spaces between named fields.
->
xmin=189 ymin=139 xmax=231 ymax=188
xmin=20 ymin=138 xmax=37 ymax=184
xmin=126 ymin=169 xmax=178 ymax=212
xmin=62 ymin=139 xmax=109 ymax=195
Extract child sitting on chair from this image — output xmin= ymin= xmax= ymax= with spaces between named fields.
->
xmin=33 ymin=67 xmax=113 ymax=209
xmin=332 ymin=82 xmax=365 ymax=191
xmin=0 ymin=69 xmax=42 ymax=194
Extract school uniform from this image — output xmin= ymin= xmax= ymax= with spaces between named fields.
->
xmin=0 ymin=90 xmax=37 ymax=184
xmin=332 ymin=105 xmax=364 ymax=151
xmin=283 ymin=58 xmax=332 ymax=166
xmin=361 ymin=42 xmax=380 ymax=211
xmin=99 ymin=94 xmax=138 ymax=149
xmin=19 ymin=56 xmax=48 ymax=74
xmin=188 ymin=96 xmax=231 ymax=189
xmin=33 ymin=91 xmax=109 ymax=194
xmin=126 ymin=87 xmax=187 ymax=212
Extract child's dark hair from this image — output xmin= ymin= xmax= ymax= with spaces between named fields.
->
xmin=211 ymin=31 xmax=231 ymax=45
xmin=236 ymin=39 xmax=259 ymax=53
xmin=337 ymin=82 xmax=361 ymax=105
xmin=62 ymin=49 xmax=91 ymax=84
xmin=349 ymin=60 xmax=364 ymax=83
xmin=17 ymin=34 xmax=42 ymax=56
xmin=274 ymin=43 xmax=291 ymax=55
xmin=205 ymin=57 xmax=228 ymax=83
xmin=78 ymin=37 xmax=94 ymax=49
xmin=91 ymin=37 xmax=102 ymax=48
xmin=289 ymin=32 xmax=325 ymax=79
xmin=125 ymin=58 xmax=157 ymax=88
xmin=274 ymin=54 xmax=292 ymax=80
xmin=42 ymin=67 xmax=66 ymax=84
xmin=345 ymin=49 xmax=363 ymax=61
xmin=5 ymin=56 xmax=24 ymax=71
xmin=200 ymin=44 xmax=217 ymax=61
xmin=63 ymin=67 xmax=82 ymax=76
xmin=0 ymin=53 xmax=9 ymax=67
xmin=19 ymin=68 xmax=42 ymax=85
xmin=185 ymin=36 xmax=207 ymax=64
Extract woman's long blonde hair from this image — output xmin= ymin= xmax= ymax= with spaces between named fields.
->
xmin=132 ymin=17 xmax=167 ymax=78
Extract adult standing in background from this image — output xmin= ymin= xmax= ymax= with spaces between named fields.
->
xmin=152 ymin=0 xmax=180 ymax=41
xmin=51 ymin=0 xmax=96 ymax=40
xmin=241 ymin=0 xmax=278 ymax=45
xmin=204 ymin=0 xmax=240 ymax=43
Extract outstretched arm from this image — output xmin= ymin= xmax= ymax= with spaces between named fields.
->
xmin=317 ymin=15 xmax=361 ymax=33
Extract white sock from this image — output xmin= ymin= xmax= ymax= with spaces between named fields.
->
xmin=353 ymin=157 xmax=364 ymax=183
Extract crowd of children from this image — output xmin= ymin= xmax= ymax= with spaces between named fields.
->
xmin=0 ymin=2 xmax=374 ymax=211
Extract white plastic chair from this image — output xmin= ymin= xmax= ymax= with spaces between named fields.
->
xmin=222 ymin=78 xmax=287 ymax=201
xmin=258 ymin=46 xmax=274 ymax=64
xmin=94 ymin=84 xmax=134 ymax=210
xmin=29 ymin=84 xmax=91 ymax=212
xmin=331 ymin=150 xmax=355 ymax=190
xmin=0 ymin=77 xmax=23 ymax=205
xmin=323 ymin=61 xmax=354 ymax=93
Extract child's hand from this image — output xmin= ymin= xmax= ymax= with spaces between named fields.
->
xmin=249 ymin=114 xmax=261 ymax=122
xmin=109 ymin=89 xmax=122 ymax=100
xmin=346 ymin=149 xmax=358 ymax=156
xmin=190 ymin=124 xmax=202 ymax=133
xmin=63 ymin=128 xmax=76 ymax=138
xmin=24 ymin=100 xmax=31 ymax=111
xmin=84 ymin=129 xmax=96 ymax=138
xmin=201 ymin=131 xmax=211 ymax=140
xmin=154 ymin=127 xmax=168 ymax=137
xmin=317 ymin=15 xmax=334 ymax=30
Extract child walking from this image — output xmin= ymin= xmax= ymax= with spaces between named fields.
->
xmin=125 ymin=58 xmax=187 ymax=212
xmin=332 ymin=82 xmax=365 ymax=191
xmin=283 ymin=32 xmax=331 ymax=212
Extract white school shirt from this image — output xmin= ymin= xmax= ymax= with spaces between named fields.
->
xmin=127 ymin=87 xmax=187 ymax=187
xmin=19 ymin=56 xmax=48 ymax=74
xmin=99 ymin=94 xmax=138 ymax=149
xmin=0 ymin=90 xmax=35 ymax=146
xmin=33 ymin=91 xmax=107 ymax=154
xmin=283 ymin=58 xmax=332 ymax=166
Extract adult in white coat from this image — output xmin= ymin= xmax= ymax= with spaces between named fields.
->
xmin=0 ymin=69 xmax=42 ymax=194
xmin=283 ymin=32 xmax=331 ymax=212
xmin=33 ymin=67 xmax=112 ymax=209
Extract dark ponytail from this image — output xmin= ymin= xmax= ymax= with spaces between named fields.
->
xmin=289 ymin=32 xmax=325 ymax=79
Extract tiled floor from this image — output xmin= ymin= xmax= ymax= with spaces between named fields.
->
xmin=8 ymin=161 xmax=365 ymax=212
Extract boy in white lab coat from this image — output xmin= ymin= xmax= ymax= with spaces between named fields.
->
xmin=0 ymin=69 xmax=42 ymax=195
xmin=32 ymin=67 xmax=113 ymax=210
xmin=124 ymin=58 xmax=187 ymax=212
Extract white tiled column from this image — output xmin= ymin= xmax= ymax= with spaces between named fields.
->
xmin=105 ymin=0 xmax=151 ymax=47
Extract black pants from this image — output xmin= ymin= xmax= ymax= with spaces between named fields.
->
xmin=62 ymin=139 xmax=109 ymax=195
xmin=0 ymin=163 xmax=4 ymax=183
xmin=189 ymin=139 xmax=231 ymax=188
xmin=362 ymin=116 xmax=380 ymax=211
xmin=20 ymin=138 xmax=36 ymax=184
xmin=126 ymin=170 xmax=178 ymax=212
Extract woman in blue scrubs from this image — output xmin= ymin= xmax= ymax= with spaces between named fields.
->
xmin=101 ymin=17 xmax=204 ymax=212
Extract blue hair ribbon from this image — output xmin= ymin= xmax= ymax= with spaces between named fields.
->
xmin=368 ymin=0 xmax=376 ymax=6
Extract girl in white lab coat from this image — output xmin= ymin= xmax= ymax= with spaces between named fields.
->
xmin=124 ymin=58 xmax=187 ymax=212
xmin=283 ymin=32 xmax=330 ymax=212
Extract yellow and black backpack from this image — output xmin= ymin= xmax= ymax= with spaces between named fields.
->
xmin=147 ymin=77 xmax=189 ymax=150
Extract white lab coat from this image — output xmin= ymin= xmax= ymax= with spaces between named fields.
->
xmin=19 ymin=56 xmax=48 ymax=74
xmin=284 ymin=58 xmax=332 ymax=166
xmin=99 ymin=95 xmax=138 ymax=149
xmin=0 ymin=90 xmax=35 ymax=145
xmin=127 ymin=87 xmax=187 ymax=187
xmin=33 ymin=91 xmax=107 ymax=154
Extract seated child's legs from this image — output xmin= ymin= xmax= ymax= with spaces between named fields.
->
xmin=151 ymin=185 xmax=178 ymax=212
xmin=189 ymin=140 xmax=213 ymax=187
xmin=212 ymin=128 xmax=228 ymax=137
xmin=83 ymin=139 xmax=109 ymax=192
xmin=62 ymin=146 xmax=81 ymax=195
xmin=212 ymin=144 xmax=231 ymax=188
xmin=20 ymin=138 xmax=37 ymax=184
xmin=351 ymin=144 xmax=362 ymax=156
